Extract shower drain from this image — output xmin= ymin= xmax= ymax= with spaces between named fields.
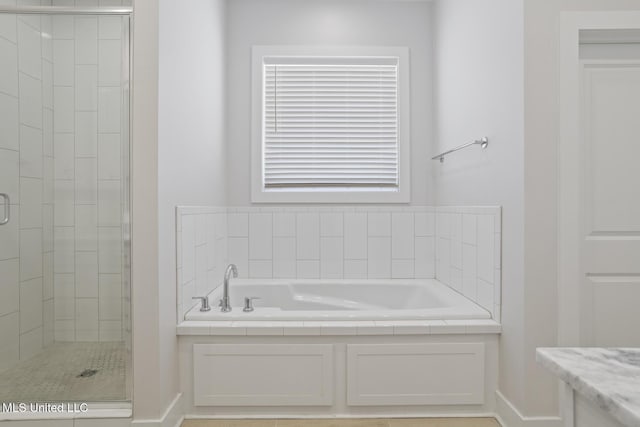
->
xmin=77 ymin=369 xmax=99 ymax=378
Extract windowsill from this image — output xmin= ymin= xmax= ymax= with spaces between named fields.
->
xmin=251 ymin=191 xmax=410 ymax=204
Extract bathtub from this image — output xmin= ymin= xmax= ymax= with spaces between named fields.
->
xmin=184 ymin=279 xmax=491 ymax=321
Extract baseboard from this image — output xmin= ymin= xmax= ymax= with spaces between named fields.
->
xmin=495 ymin=391 xmax=563 ymax=427
xmin=131 ymin=393 xmax=184 ymax=427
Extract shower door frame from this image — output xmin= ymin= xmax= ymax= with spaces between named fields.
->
xmin=0 ymin=4 xmax=135 ymax=420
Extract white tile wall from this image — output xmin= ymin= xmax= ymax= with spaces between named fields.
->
xmin=344 ymin=212 xmax=367 ymax=260
xmin=50 ymin=10 xmax=126 ymax=342
xmin=0 ymin=96 xmax=20 ymax=152
xmin=248 ymin=213 xmax=272 ymax=260
xmin=367 ymin=236 xmax=391 ymax=278
xmin=178 ymin=206 xmax=459 ymax=321
xmin=320 ymin=236 xmax=343 ymax=279
xmin=0 ymin=7 xmax=126 ymax=366
xmin=0 ymin=313 xmax=20 ymax=374
xmin=238 ymin=207 xmax=438 ymax=281
xmin=297 ymin=260 xmax=320 ymax=279
xmin=176 ymin=207 xmax=228 ymax=321
xmin=296 ymin=213 xmax=319 ymax=260
xmin=368 ymin=212 xmax=391 ymax=236
xmin=273 ymin=236 xmax=295 ymax=278
xmin=0 ymin=11 xmax=52 ymax=373
xmin=435 ymin=206 xmax=502 ymax=321
xmin=344 ymin=259 xmax=367 ymax=279
xmin=177 ymin=206 xmax=501 ymax=324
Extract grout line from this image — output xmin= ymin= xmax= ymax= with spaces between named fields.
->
xmin=17 ymin=14 xmax=41 ymax=33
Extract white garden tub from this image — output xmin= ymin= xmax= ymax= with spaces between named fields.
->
xmin=184 ymin=279 xmax=491 ymax=321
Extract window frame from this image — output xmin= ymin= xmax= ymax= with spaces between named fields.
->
xmin=251 ymin=45 xmax=411 ymax=204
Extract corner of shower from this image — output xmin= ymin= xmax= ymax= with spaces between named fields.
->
xmin=0 ymin=3 xmax=133 ymax=420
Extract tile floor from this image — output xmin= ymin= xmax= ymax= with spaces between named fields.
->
xmin=0 ymin=342 xmax=127 ymax=402
xmin=182 ymin=418 xmax=501 ymax=427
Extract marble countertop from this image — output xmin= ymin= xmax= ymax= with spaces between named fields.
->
xmin=537 ymin=347 xmax=640 ymax=427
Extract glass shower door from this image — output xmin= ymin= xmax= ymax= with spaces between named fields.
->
xmin=0 ymin=7 xmax=131 ymax=406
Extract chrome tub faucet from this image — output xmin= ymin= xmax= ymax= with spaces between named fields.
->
xmin=220 ymin=264 xmax=237 ymax=312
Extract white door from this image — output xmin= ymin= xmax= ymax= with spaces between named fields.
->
xmin=577 ymin=57 xmax=640 ymax=346
xmin=560 ymin=15 xmax=640 ymax=347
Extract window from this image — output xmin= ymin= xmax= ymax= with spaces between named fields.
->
xmin=252 ymin=46 xmax=410 ymax=203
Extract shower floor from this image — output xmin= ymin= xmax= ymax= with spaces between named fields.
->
xmin=0 ymin=342 xmax=127 ymax=402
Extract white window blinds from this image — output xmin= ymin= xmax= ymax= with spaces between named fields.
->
xmin=263 ymin=58 xmax=399 ymax=189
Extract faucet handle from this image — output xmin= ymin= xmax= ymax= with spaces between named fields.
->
xmin=192 ymin=296 xmax=211 ymax=312
xmin=243 ymin=297 xmax=260 ymax=312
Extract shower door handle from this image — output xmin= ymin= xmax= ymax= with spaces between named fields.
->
xmin=0 ymin=193 xmax=9 ymax=225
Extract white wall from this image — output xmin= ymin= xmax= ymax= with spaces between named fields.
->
xmin=226 ymin=0 xmax=435 ymax=206
xmin=137 ymin=0 xmax=640 ymax=422
xmin=432 ymin=0 xmax=527 ymax=417
xmin=131 ymin=0 xmax=160 ymax=418
xmin=154 ymin=0 xmax=228 ymax=420
xmin=523 ymin=0 xmax=640 ymax=417
xmin=433 ymin=0 xmax=640 ymax=420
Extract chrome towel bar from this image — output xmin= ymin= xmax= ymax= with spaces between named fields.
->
xmin=432 ymin=137 xmax=489 ymax=163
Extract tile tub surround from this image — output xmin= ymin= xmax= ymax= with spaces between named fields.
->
xmin=227 ymin=207 xmax=436 ymax=281
xmin=176 ymin=207 xmax=228 ymax=320
xmin=176 ymin=206 xmax=501 ymax=322
xmin=435 ymin=207 xmax=501 ymax=321
xmin=537 ymin=347 xmax=640 ymax=427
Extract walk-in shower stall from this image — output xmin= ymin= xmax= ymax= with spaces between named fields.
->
xmin=0 ymin=3 xmax=131 ymax=410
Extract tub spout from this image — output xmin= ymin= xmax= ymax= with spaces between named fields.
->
xmin=221 ymin=264 xmax=238 ymax=312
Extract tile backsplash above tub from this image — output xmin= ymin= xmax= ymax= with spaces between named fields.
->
xmin=227 ymin=207 xmax=436 ymax=282
xmin=435 ymin=206 xmax=502 ymax=322
xmin=176 ymin=206 xmax=501 ymax=322
xmin=176 ymin=207 xmax=228 ymax=321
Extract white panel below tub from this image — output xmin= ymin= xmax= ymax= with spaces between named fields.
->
xmin=346 ymin=343 xmax=484 ymax=406
xmin=193 ymin=343 xmax=334 ymax=406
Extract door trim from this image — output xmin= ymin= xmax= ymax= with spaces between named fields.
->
xmin=558 ymin=11 xmax=640 ymax=346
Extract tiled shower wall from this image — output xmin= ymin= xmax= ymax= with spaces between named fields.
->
xmin=0 ymin=2 xmax=128 ymax=375
xmin=51 ymin=8 xmax=125 ymax=342
xmin=176 ymin=206 xmax=501 ymax=321
xmin=0 ymin=9 xmax=54 ymax=373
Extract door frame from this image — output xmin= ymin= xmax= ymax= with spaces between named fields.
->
xmin=558 ymin=11 xmax=640 ymax=346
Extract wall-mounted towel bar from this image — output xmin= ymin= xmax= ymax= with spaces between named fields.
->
xmin=432 ymin=137 xmax=489 ymax=163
